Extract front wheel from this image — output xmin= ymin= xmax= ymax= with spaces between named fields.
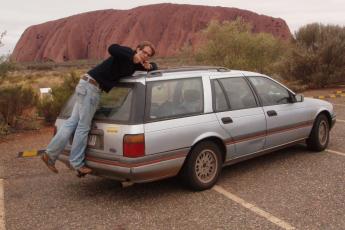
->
xmin=181 ymin=141 xmax=222 ymax=191
xmin=306 ymin=114 xmax=330 ymax=151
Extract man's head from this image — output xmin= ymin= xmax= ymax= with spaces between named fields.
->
xmin=134 ymin=41 xmax=156 ymax=64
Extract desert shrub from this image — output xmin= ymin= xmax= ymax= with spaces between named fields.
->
xmin=0 ymin=84 xmax=38 ymax=128
xmin=37 ymin=96 xmax=58 ymax=123
xmin=37 ymin=71 xmax=79 ymax=123
xmin=0 ymin=121 xmax=10 ymax=136
xmin=26 ymin=63 xmax=54 ymax=71
xmin=192 ymin=19 xmax=289 ymax=75
xmin=0 ymin=55 xmax=16 ymax=77
xmin=0 ymin=31 xmax=5 ymax=47
xmin=278 ymin=23 xmax=345 ymax=88
xmin=0 ymin=31 xmax=16 ymax=78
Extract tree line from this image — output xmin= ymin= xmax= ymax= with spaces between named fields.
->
xmin=188 ymin=19 xmax=345 ymax=89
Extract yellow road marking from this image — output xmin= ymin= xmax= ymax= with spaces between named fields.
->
xmin=326 ymin=149 xmax=345 ymax=157
xmin=313 ymin=93 xmax=345 ymax=98
xmin=0 ymin=179 xmax=5 ymax=230
xmin=22 ymin=150 xmax=39 ymax=157
xmin=213 ymin=185 xmax=295 ymax=230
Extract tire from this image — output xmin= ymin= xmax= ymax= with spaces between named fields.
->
xmin=181 ymin=141 xmax=222 ymax=191
xmin=306 ymin=114 xmax=330 ymax=151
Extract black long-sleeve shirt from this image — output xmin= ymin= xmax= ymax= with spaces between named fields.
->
xmin=88 ymin=44 xmax=158 ymax=92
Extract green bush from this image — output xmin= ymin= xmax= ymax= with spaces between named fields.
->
xmin=278 ymin=23 xmax=345 ymax=88
xmin=0 ymin=85 xmax=38 ymax=127
xmin=37 ymin=96 xmax=58 ymax=123
xmin=0 ymin=55 xmax=16 ymax=77
xmin=37 ymin=71 xmax=79 ymax=123
xmin=0 ymin=121 xmax=10 ymax=136
xmin=0 ymin=32 xmax=16 ymax=78
xmin=192 ymin=19 xmax=288 ymax=75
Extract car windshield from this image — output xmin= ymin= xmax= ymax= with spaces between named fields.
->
xmin=59 ymin=83 xmax=137 ymax=122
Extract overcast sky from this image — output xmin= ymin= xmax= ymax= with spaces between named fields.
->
xmin=1 ymin=0 xmax=345 ymax=55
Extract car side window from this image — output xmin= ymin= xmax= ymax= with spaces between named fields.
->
xmin=217 ymin=77 xmax=257 ymax=111
xmin=147 ymin=78 xmax=203 ymax=120
xmin=213 ymin=80 xmax=229 ymax=111
xmin=248 ymin=76 xmax=291 ymax=106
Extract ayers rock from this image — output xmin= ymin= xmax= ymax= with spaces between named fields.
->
xmin=12 ymin=3 xmax=292 ymax=62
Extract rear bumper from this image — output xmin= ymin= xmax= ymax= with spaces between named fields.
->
xmin=58 ymin=150 xmax=188 ymax=183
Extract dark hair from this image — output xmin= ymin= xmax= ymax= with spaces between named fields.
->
xmin=136 ymin=41 xmax=156 ymax=57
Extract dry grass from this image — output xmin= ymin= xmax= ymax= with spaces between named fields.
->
xmin=0 ymin=57 xmax=196 ymax=90
xmin=1 ymin=64 xmax=87 ymax=91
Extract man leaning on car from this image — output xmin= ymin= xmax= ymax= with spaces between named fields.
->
xmin=41 ymin=41 xmax=158 ymax=176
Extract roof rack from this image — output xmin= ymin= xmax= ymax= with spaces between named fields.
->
xmin=146 ymin=66 xmax=230 ymax=77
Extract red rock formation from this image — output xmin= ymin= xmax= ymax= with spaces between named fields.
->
xmin=12 ymin=3 xmax=292 ymax=62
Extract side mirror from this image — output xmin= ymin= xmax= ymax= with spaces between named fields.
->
xmin=295 ymin=94 xmax=304 ymax=103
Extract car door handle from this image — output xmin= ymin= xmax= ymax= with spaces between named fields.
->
xmin=221 ymin=117 xmax=233 ymax=124
xmin=267 ymin=110 xmax=277 ymax=117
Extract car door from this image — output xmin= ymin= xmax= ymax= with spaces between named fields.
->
xmin=247 ymin=76 xmax=313 ymax=149
xmin=144 ymin=76 xmax=223 ymax=156
xmin=212 ymin=76 xmax=267 ymax=158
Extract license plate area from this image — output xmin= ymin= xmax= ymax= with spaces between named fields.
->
xmin=69 ymin=129 xmax=104 ymax=150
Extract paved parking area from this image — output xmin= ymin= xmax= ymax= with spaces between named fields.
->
xmin=1 ymin=96 xmax=345 ymax=229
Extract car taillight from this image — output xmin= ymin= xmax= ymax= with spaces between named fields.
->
xmin=123 ymin=134 xmax=145 ymax=158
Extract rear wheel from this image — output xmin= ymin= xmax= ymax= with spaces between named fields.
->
xmin=306 ymin=114 xmax=329 ymax=151
xmin=181 ymin=141 xmax=222 ymax=191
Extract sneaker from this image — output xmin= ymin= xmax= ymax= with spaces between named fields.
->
xmin=77 ymin=166 xmax=92 ymax=174
xmin=41 ymin=153 xmax=58 ymax=174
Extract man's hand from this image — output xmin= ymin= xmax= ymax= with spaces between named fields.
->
xmin=142 ymin=61 xmax=152 ymax=70
xmin=133 ymin=54 xmax=142 ymax=64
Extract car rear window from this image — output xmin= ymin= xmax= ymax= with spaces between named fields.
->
xmin=59 ymin=83 xmax=145 ymax=124
xmin=94 ymin=87 xmax=133 ymax=121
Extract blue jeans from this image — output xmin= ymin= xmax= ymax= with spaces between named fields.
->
xmin=46 ymin=76 xmax=101 ymax=169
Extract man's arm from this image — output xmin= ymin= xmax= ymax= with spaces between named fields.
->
xmin=108 ymin=44 xmax=134 ymax=60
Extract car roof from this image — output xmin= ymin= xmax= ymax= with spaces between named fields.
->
xmin=119 ymin=66 xmax=264 ymax=83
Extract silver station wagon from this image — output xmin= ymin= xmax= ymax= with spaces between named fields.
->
xmin=56 ymin=67 xmax=336 ymax=190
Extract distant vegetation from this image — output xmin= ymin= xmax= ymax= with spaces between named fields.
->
xmin=37 ymin=71 xmax=79 ymax=123
xmin=0 ymin=85 xmax=38 ymax=135
xmin=0 ymin=31 xmax=5 ymax=47
xmin=182 ymin=20 xmax=345 ymax=90
xmin=191 ymin=19 xmax=288 ymax=75
xmin=0 ymin=31 xmax=16 ymax=78
xmin=278 ymin=23 xmax=345 ymax=88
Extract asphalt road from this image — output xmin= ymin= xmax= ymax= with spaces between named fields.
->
xmin=1 ymin=97 xmax=345 ymax=230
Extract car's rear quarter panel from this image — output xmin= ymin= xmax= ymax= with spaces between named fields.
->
xmin=144 ymin=114 xmax=229 ymax=156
